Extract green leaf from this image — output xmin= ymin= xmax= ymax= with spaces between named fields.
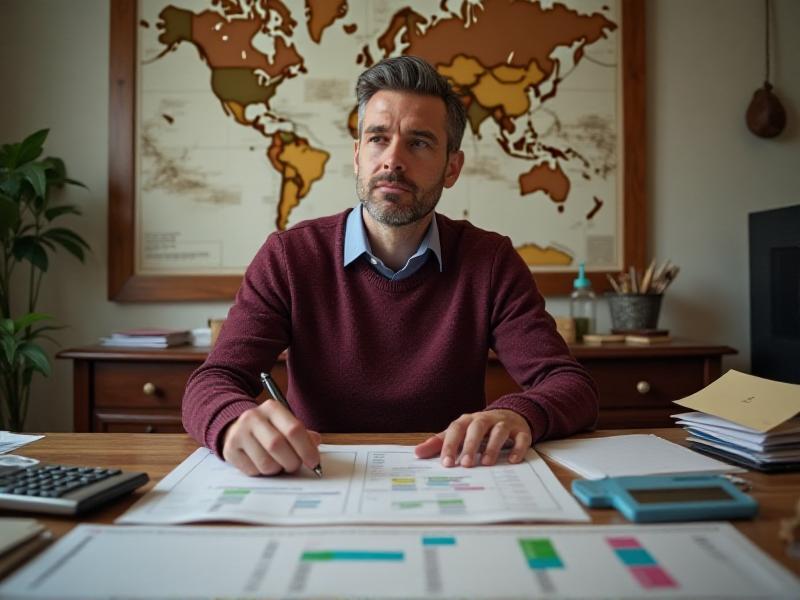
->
xmin=18 ymin=342 xmax=50 ymax=376
xmin=17 ymin=129 xmax=49 ymax=166
xmin=18 ymin=163 xmax=47 ymax=198
xmin=0 ymin=318 xmax=14 ymax=336
xmin=0 ymin=174 xmax=22 ymax=199
xmin=29 ymin=324 xmax=64 ymax=337
xmin=0 ymin=194 xmax=19 ymax=234
xmin=0 ymin=334 xmax=17 ymax=365
xmin=0 ymin=142 xmax=21 ymax=170
xmin=44 ymin=205 xmax=82 ymax=221
xmin=41 ymin=156 xmax=66 ymax=181
xmin=33 ymin=334 xmax=60 ymax=347
xmin=14 ymin=313 xmax=53 ymax=333
xmin=43 ymin=227 xmax=90 ymax=262
xmin=64 ymin=177 xmax=88 ymax=189
xmin=12 ymin=236 xmax=49 ymax=271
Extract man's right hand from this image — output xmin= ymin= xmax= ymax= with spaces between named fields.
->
xmin=222 ymin=400 xmax=322 ymax=476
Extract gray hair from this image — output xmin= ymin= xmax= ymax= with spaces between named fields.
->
xmin=356 ymin=56 xmax=467 ymax=153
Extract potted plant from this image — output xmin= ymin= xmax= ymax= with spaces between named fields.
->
xmin=0 ymin=129 xmax=90 ymax=431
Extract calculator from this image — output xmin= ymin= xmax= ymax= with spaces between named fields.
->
xmin=572 ymin=474 xmax=758 ymax=523
xmin=0 ymin=456 xmax=149 ymax=515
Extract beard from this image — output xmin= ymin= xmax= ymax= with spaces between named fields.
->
xmin=356 ymin=169 xmax=446 ymax=227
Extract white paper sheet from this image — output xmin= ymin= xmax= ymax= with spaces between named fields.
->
xmin=117 ymin=444 xmax=588 ymax=525
xmin=0 ymin=432 xmax=44 ymax=454
xmin=2 ymin=523 xmax=797 ymax=599
xmin=536 ymin=434 xmax=742 ymax=479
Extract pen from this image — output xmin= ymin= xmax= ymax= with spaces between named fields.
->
xmin=260 ymin=372 xmax=323 ymax=478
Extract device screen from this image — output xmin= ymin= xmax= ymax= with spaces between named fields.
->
xmin=628 ymin=486 xmax=734 ymax=504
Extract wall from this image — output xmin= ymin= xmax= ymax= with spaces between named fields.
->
xmin=0 ymin=0 xmax=798 ymax=432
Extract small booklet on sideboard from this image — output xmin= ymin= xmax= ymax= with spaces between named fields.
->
xmin=100 ymin=328 xmax=191 ymax=348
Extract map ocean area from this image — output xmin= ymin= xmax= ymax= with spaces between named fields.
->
xmin=137 ymin=0 xmax=621 ymax=275
xmin=116 ymin=445 xmax=589 ymax=525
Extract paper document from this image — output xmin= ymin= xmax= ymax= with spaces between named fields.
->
xmin=673 ymin=369 xmax=800 ymax=432
xmin=117 ymin=444 xmax=588 ymax=525
xmin=536 ymin=434 xmax=741 ymax=479
xmin=2 ymin=523 xmax=797 ymax=599
xmin=0 ymin=432 xmax=44 ymax=454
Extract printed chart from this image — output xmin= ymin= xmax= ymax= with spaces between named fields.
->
xmin=1 ymin=523 xmax=796 ymax=599
xmin=117 ymin=445 xmax=588 ymax=525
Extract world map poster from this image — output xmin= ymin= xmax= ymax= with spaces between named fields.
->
xmin=132 ymin=0 xmax=636 ymax=294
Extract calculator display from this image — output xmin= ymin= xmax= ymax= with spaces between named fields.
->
xmin=628 ymin=486 xmax=734 ymax=504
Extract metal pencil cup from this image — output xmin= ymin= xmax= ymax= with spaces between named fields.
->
xmin=606 ymin=293 xmax=663 ymax=331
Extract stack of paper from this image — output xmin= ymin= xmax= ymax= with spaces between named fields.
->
xmin=672 ymin=370 xmax=800 ymax=472
xmin=0 ymin=519 xmax=52 ymax=578
xmin=100 ymin=328 xmax=191 ymax=348
xmin=673 ymin=412 xmax=800 ymax=471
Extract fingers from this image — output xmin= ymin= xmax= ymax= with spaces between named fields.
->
xmin=414 ymin=434 xmax=444 ymax=458
xmin=440 ymin=417 xmax=469 ymax=467
xmin=480 ymin=421 xmax=511 ymax=466
xmin=508 ymin=429 xmax=533 ymax=464
xmin=436 ymin=410 xmax=532 ymax=468
xmin=266 ymin=404 xmax=322 ymax=472
xmin=222 ymin=402 xmax=320 ymax=476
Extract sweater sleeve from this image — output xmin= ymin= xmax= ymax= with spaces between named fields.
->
xmin=484 ymin=238 xmax=599 ymax=443
xmin=182 ymin=233 xmax=293 ymax=455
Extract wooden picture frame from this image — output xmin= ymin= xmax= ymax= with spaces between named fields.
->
xmin=108 ymin=0 xmax=644 ymax=301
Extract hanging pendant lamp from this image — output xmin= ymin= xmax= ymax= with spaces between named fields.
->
xmin=746 ymin=0 xmax=786 ymax=138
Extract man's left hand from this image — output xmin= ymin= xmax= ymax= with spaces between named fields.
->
xmin=414 ymin=409 xmax=532 ymax=467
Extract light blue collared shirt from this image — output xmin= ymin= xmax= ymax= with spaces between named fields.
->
xmin=343 ymin=205 xmax=442 ymax=281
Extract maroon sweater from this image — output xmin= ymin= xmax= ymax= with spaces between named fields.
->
xmin=183 ymin=210 xmax=598 ymax=454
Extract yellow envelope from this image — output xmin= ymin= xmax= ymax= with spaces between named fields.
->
xmin=673 ymin=369 xmax=800 ymax=432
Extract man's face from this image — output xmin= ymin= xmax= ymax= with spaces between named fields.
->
xmin=354 ymin=90 xmax=464 ymax=228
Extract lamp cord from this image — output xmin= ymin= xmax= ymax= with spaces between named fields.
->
xmin=764 ymin=0 xmax=771 ymax=86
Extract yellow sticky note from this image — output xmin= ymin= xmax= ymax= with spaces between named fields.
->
xmin=673 ymin=370 xmax=800 ymax=432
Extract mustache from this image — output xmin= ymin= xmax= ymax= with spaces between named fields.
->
xmin=368 ymin=172 xmax=417 ymax=192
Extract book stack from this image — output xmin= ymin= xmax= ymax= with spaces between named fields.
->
xmin=612 ymin=329 xmax=671 ymax=344
xmin=672 ymin=370 xmax=800 ymax=472
xmin=100 ymin=328 xmax=191 ymax=348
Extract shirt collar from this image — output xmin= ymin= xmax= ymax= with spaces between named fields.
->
xmin=343 ymin=205 xmax=442 ymax=272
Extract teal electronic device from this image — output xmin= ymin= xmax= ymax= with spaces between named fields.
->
xmin=571 ymin=474 xmax=758 ymax=523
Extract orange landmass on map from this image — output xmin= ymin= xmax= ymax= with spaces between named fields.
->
xmin=515 ymin=243 xmax=573 ymax=266
xmin=306 ymin=0 xmax=348 ymax=43
xmin=267 ymin=132 xmax=330 ymax=230
xmin=518 ymin=162 xmax=570 ymax=206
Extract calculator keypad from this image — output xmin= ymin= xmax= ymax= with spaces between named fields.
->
xmin=0 ymin=465 xmax=122 ymax=498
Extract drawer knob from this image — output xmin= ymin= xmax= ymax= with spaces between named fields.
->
xmin=142 ymin=382 xmax=158 ymax=396
xmin=636 ymin=380 xmax=651 ymax=394
xmin=144 ymin=425 xmax=155 ymax=434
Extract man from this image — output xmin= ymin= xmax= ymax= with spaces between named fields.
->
xmin=183 ymin=56 xmax=598 ymax=477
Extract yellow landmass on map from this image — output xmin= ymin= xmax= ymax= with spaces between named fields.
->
xmin=472 ymin=61 xmax=545 ymax=118
xmin=224 ymin=100 xmax=248 ymax=125
xmin=268 ymin=132 xmax=329 ymax=230
xmin=439 ymin=55 xmax=545 ymax=133
xmin=516 ymin=243 xmax=573 ymax=266
xmin=438 ymin=55 xmax=485 ymax=87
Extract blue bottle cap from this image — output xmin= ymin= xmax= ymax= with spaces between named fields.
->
xmin=574 ymin=262 xmax=591 ymax=289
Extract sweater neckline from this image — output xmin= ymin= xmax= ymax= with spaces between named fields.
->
xmin=349 ymin=255 xmax=440 ymax=292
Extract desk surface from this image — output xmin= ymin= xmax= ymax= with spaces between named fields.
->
xmin=6 ymin=429 xmax=799 ymax=575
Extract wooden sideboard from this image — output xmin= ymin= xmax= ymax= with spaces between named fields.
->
xmin=58 ymin=341 xmax=736 ymax=433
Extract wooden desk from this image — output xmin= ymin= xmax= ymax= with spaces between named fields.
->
xmin=59 ymin=340 xmax=736 ymax=432
xmin=5 ymin=429 xmax=798 ymax=575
